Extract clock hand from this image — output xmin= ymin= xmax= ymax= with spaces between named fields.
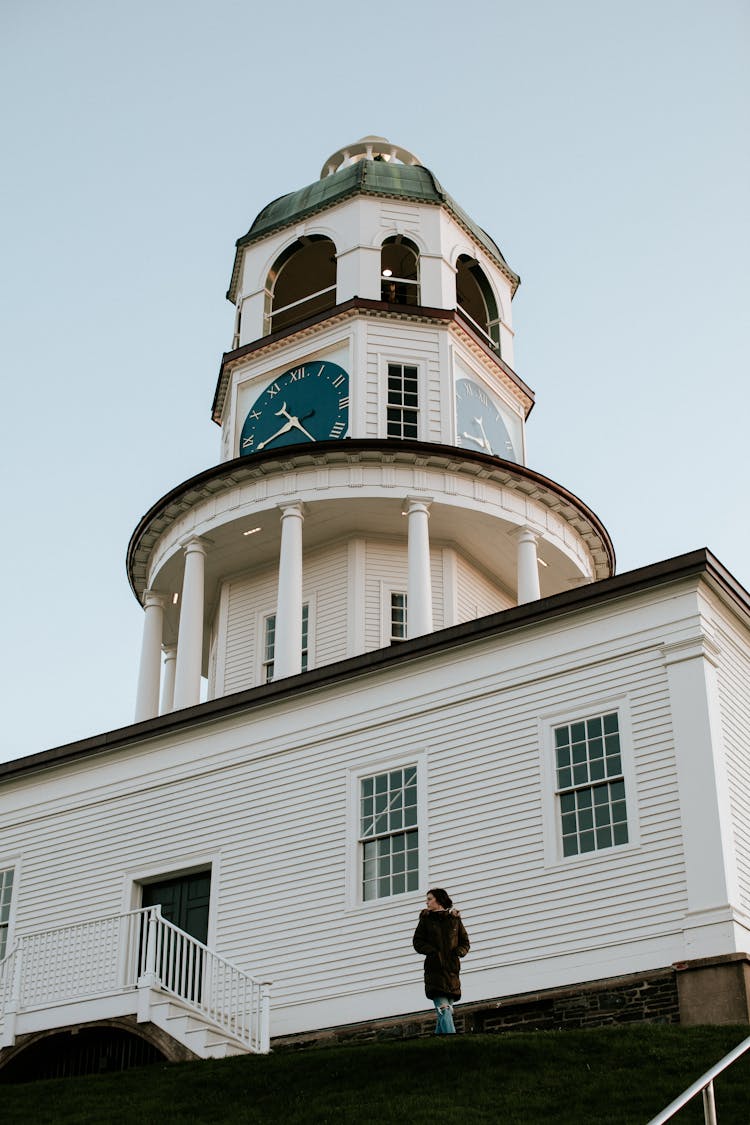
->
xmin=258 ymin=403 xmax=318 ymax=449
xmin=257 ymin=418 xmax=295 ymax=450
xmin=290 ymin=408 xmax=317 ymax=442
xmin=461 ymin=431 xmax=485 ymax=448
xmin=474 ymin=416 xmax=493 ymax=455
xmin=288 ymin=417 xmax=315 ymax=442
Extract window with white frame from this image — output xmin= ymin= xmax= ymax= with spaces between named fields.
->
xmin=359 ymin=766 xmax=419 ymax=901
xmin=390 ymin=592 xmax=407 ymax=642
xmin=386 ymin=363 xmax=419 ymax=439
xmin=554 ymin=712 xmax=629 ymax=857
xmin=262 ymin=603 xmax=309 ymax=682
xmin=0 ymin=867 xmax=14 ymax=960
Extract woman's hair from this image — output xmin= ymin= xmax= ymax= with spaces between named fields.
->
xmin=428 ymin=887 xmax=453 ymax=909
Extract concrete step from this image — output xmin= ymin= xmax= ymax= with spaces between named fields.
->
xmin=148 ymin=993 xmax=251 ymax=1059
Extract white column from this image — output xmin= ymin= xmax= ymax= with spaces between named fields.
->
xmin=404 ymin=496 xmax=433 ymax=638
xmin=134 ymin=590 xmax=166 ymax=722
xmin=160 ymin=645 xmax=177 ymax=715
xmin=274 ymin=502 xmax=304 ymax=680
xmin=173 ymin=537 xmax=207 ymax=710
xmin=515 ymin=526 xmax=541 ymax=604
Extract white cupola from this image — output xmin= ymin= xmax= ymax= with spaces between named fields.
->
xmin=128 ymin=138 xmax=614 ymax=721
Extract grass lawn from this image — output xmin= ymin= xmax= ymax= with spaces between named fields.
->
xmin=2 ymin=1025 xmax=749 ymax=1124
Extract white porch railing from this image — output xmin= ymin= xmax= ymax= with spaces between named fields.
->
xmin=0 ymin=907 xmax=271 ymax=1054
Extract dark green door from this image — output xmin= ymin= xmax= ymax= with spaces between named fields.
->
xmin=141 ymin=871 xmax=211 ymax=1001
xmin=142 ymin=871 xmax=211 ymax=944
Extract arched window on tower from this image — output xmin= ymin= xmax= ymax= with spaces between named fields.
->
xmin=456 ymin=255 xmax=501 ymax=353
xmin=265 ymin=236 xmax=337 ymax=335
xmin=381 ymin=236 xmax=420 ymax=306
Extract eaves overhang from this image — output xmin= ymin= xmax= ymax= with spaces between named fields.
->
xmin=211 ymin=298 xmax=535 ymax=426
xmin=125 ymin=438 xmax=616 ymax=603
xmin=2 ymin=549 xmax=745 ymax=785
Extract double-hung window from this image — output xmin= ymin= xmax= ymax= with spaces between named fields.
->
xmin=390 ymin=592 xmax=407 ymax=642
xmin=0 ymin=867 xmax=15 ymax=960
xmin=554 ymin=712 xmax=629 ymax=857
xmin=262 ymin=603 xmax=309 ymax=682
xmin=386 ymin=364 xmax=419 ymax=439
xmin=359 ymin=767 xmax=419 ymax=901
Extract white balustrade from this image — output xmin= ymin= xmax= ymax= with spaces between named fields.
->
xmin=0 ymin=906 xmax=271 ymax=1054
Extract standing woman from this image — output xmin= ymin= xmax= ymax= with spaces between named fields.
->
xmin=412 ymin=888 xmax=470 ymax=1034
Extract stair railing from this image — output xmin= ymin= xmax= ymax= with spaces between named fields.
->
xmin=0 ymin=907 xmax=271 ymax=1054
xmin=138 ymin=906 xmax=271 ymax=1053
xmin=647 ymin=1034 xmax=750 ymax=1124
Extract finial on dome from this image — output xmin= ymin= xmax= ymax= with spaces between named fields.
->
xmin=319 ymin=136 xmax=422 ymax=179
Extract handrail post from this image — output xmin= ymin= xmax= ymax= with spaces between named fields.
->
xmin=137 ymin=906 xmax=161 ymax=988
xmin=136 ymin=906 xmax=161 ymax=1025
xmin=702 ymin=1081 xmax=717 ymax=1125
xmin=259 ymin=981 xmax=272 ymax=1054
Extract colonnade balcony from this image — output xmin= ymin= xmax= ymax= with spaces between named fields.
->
xmin=128 ymin=441 xmax=614 ymax=720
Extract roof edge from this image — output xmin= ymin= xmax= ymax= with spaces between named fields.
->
xmin=3 ymin=548 xmax=744 ymax=785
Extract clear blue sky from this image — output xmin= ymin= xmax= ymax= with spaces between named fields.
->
xmin=1 ymin=0 xmax=748 ymax=762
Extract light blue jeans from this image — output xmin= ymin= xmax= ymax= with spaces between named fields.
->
xmin=432 ymin=996 xmax=456 ymax=1035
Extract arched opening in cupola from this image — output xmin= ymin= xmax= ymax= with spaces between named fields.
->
xmin=380 ymin=236 xmax=420 ymax=306
xmin=456 ymin=255 xmax=501 ymax=352
xmin=265 ymin=236 xmax=337 ymax=335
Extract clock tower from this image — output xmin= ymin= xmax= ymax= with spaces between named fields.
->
xmin=129 ymin=136 xmax=614 ymax=720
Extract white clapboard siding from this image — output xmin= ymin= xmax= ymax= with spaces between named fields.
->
xmin=364 ymin=540 xmax=444 ymax=649
xmin=221 ymin=544 xmax=350 ymax=692
xmin=300 ymin=542 xmax=349 ymax=668
xmin=222 ymin=566 xmax=277 ymax=693
xmin=0 ymin=593 xmax=700 ymax=1036
xmin=455 ymin=553 xmax=514 ymax=621
xmin=364 ymin=321 xmax=442 ymax=441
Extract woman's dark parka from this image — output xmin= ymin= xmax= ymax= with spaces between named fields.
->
xmin=412 ymin=908 xmax=470 ymax=1000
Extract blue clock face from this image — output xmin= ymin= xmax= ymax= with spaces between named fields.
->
xmin=455 ymin=378 xmax=518 ymax=462
xmin=240 ymin=361 xmax=349 ymax=456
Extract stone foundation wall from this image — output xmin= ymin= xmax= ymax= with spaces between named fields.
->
xmin=272 ymin=966 xmax=681 ymax=1051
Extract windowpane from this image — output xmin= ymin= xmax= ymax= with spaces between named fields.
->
xmin=590 ymin=755 xmax=606 ymax=781
xmin=613 ymin=823 xmax=629 ymax=846
xmin=554 ymin=712 xmax=628 ymax=858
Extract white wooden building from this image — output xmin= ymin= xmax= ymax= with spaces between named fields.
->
xmin=1 ymin=137 xmax=749 ymax=1078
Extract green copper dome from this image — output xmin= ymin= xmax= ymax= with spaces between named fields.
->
xmin=227 ymin=144 xmax=519 ymax=301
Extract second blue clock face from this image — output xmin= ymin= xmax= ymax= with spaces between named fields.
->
xmin=455 ymin=378 xmax=518 ymax=462
xmin=240 ymin=361 xmax=350 ymax=456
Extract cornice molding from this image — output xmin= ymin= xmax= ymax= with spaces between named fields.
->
xmin=126 ymin=439 xmax=615 ymax=602
xmin=211 ymin=300 xmax=534 ymax=425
